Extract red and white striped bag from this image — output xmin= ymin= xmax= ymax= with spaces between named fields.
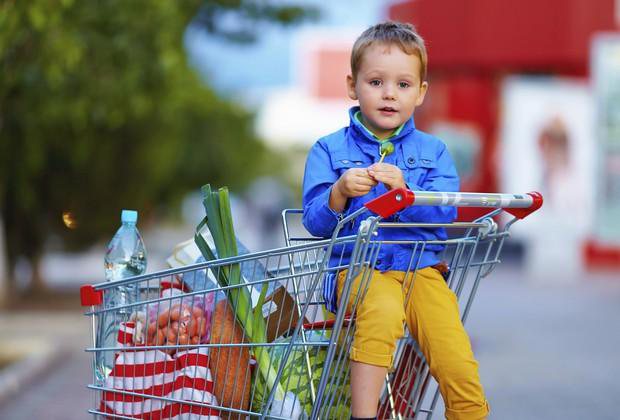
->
xmin=100 ymin=322 xmax=220 ymax=419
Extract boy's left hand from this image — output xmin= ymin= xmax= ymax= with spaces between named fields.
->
xmin=367 ymin=163 xmax=407 ymax=190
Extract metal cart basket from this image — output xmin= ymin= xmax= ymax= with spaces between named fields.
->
xmin=81 ymin=188 xmax=542 ymax=419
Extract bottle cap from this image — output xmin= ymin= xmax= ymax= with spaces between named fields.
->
xmin=121 ymin=209 xmax=138 ymax=223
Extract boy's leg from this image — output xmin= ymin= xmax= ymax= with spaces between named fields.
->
xmin=404 ymin=267 xmax=490 ymax=420
xmin=350 ymin=362 xmax=386 ymax=418
xmin=337 ymin=270 xmax=405 ymax=417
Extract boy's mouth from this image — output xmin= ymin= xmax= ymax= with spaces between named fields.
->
xmin=379 ymin=106 xmax=397 ymax=114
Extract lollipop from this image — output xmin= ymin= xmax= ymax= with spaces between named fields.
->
xmin=378 ymin=141 xmax=394 ymax=164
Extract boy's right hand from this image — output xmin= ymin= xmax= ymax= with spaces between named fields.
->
xmin=335 ymin=168 xmax=378 ymax=198
xmin=329 ymin=168 xmax=377 ymax=213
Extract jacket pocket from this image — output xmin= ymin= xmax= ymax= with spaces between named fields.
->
xmin=401 ymin=156 xmax=437 ymax=187
xmin=331 ymin=153 xmax=369 ymax=175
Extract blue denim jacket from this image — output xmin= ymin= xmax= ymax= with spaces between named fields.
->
xmin=302 ymin=107 xmax=460 ymax=312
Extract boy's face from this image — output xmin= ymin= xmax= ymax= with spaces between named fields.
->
xmin=347 ymin=42 xmax=428 ymax=139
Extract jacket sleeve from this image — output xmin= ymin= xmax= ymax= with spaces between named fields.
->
xmin=302 ymin=141 xmax=342 ymax=238
xmin=397 ymin=142 xmax=460 ymax=223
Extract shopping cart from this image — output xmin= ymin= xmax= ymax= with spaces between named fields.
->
xmin=80 ymin=188 xmax=542 ymax=419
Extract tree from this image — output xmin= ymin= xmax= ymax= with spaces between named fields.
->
xmin=0 ymin=0 xmax=317 ymax=298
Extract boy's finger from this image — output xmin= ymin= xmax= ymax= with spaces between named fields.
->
xmin=369 ymin=162 xmax=397 ymax=171
xmin=368 ymin=168 xmax=394 ymax=176
xmin=356 ymin=177 xmax=377 ymax=187
xmin=368 ymin=170 xmax=391 ymax=181
xmin=357 ymin=172 xmax=378 ymax=183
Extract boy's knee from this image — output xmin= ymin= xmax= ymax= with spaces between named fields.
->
xmin=358 ymin=296 xmax=403 ymax=331
xmin=355 ymin=299 xmax=404 ymax=354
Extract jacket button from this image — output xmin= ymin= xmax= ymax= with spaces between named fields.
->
xmin=407 ymin=157 xmax=415 ymax=165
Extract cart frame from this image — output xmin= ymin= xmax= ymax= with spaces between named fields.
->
xmin=81 ymin=188 xmax=542 ymax=419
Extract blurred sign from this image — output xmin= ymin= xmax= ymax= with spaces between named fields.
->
xmin=592 ymin=34 xmax=620 ymax=245
xmin=499 ymin=76 xmax=594 ymax=277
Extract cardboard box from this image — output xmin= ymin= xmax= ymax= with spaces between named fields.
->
xmin=260 ymin=285 xmax=309 ymax=342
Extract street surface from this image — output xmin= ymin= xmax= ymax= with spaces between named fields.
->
xmin=0 ymin=264 xmax=618 ymax=419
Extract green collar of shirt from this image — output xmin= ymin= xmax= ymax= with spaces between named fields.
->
xmin=354 ymin=110 xmax=405 ymax=142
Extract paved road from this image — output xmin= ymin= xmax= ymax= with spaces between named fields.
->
xmin=0 ymin=311 xmax=91 ymax=420
xmin=0 ymin=265 xmax=618 ymax=419
xmin=465 ymin=266 xmax=620 ymax=420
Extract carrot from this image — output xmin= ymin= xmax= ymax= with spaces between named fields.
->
xmin=209 ymin=300 xmax=251 ymax=419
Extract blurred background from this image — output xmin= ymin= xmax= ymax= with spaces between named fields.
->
xmin=1 ymin=0 xmax=619 ymax=419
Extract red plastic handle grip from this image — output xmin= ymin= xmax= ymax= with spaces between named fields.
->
xmin=364 ymin=188 xmax=415 ymax=218
xmin=80 ymin=285 xmax=103 ymax=306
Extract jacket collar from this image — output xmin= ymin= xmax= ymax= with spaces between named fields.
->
xmin=348 ymin=106 xmax=416 ymax=148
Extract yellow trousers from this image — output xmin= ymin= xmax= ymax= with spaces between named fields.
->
xmin=337 ymin=267 xmax=490 ymax=420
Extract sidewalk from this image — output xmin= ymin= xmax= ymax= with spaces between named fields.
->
xmin=0 ymin=308 xmax=91 ymax=420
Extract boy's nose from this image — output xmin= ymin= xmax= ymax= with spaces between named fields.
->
xmin=382 ymin=86 xmax=396 ymax=100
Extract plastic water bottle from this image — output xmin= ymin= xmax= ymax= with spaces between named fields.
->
xmin=96 ymin=209 xmax=147 ymax=384
xmin=104 ymin=209 xmax=147 ymax=290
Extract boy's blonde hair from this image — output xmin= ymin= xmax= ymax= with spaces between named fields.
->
xmin=351 ymin=21 xmax=428 ymax=82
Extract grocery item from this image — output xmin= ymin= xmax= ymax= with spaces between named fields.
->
xmin=96 ymin=209 xmax=147 ymax=384
xmin=209 ymin=300 xmax=252 ymax=418
xmin=101 ymin=321 xmax=220 ymax=419
xmin=144 ymin=285 xmax=215 ymax=353
xmin=197 ymin=186 xmax=285 ymax=398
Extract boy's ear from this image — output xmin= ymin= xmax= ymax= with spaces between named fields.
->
xmin=346 ymin=74 xmax=357 ymax=100
xmin=416 ymin=81 xmax=429 ymax=106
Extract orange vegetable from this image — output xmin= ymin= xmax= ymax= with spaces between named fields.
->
xmin=147 ymin=322 xmax=157 ymax=341
xmin=209 ymin=300 xmax=251 ymax=418
xmin=155 ymin=329 xmax=166 ymax=346
xmin=188 ymin=318 xmax=198 ymax=337
xmin=191 ymin=306 xmax=205 ymax=319
xmin=169 ymin=306 xmax=181 ymax=322
xmin=197 ymin=316 xmax=208 ymax=338
xmin=178 ymin=334 xmax=190 ymax=346
xmin=157 ymin=310 xmax=170 ymax=328
xmin=166 ymin=328 xmax=177 ymax=344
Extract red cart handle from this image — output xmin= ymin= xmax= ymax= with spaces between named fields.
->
xmin=364 ymin=188 xmax=543 ymax=219
xmin=80 ymin=285 xmax=103 ymax=306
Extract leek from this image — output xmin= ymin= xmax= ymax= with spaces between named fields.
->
xmin=195 ymin=184 xmax=285 ymax=402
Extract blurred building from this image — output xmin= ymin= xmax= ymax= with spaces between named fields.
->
xmin=253 ymin=0 xmax=620 ymax=274
xmin=255 ymin=28 xmax=359 ymax=147
xmin=254 ymin=27 xmax=362 ymax=184
xmin=388 ymin=0 xmax=620 ymax=274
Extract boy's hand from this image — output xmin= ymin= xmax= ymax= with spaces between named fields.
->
xmin=335 ymin=168 xmax=378 ymax=197
xmin=329 ymin=168 xmax=377 ymax=213
xmin=367 ymin=163 xmax=407 ymax=190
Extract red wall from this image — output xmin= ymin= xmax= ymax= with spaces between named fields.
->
xmin=390 ymin=0 xmax=617 ymax=75
xmin=390 ymin=0 xmax=617 ymax=221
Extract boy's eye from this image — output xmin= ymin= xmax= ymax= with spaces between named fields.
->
xmin=369 ymin=80 xmax=382 ymax=87
xmin=398 ymin=81 xmax=410 ymax=88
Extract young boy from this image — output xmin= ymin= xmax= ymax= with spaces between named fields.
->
xmin=302 ymin=22 xmax=490 ymax=420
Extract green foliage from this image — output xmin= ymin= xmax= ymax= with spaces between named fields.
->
xmin=0 ymin=0 xmax=312 ymax=290
xmin=193 ymin=0 xmax=319 ymax=43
